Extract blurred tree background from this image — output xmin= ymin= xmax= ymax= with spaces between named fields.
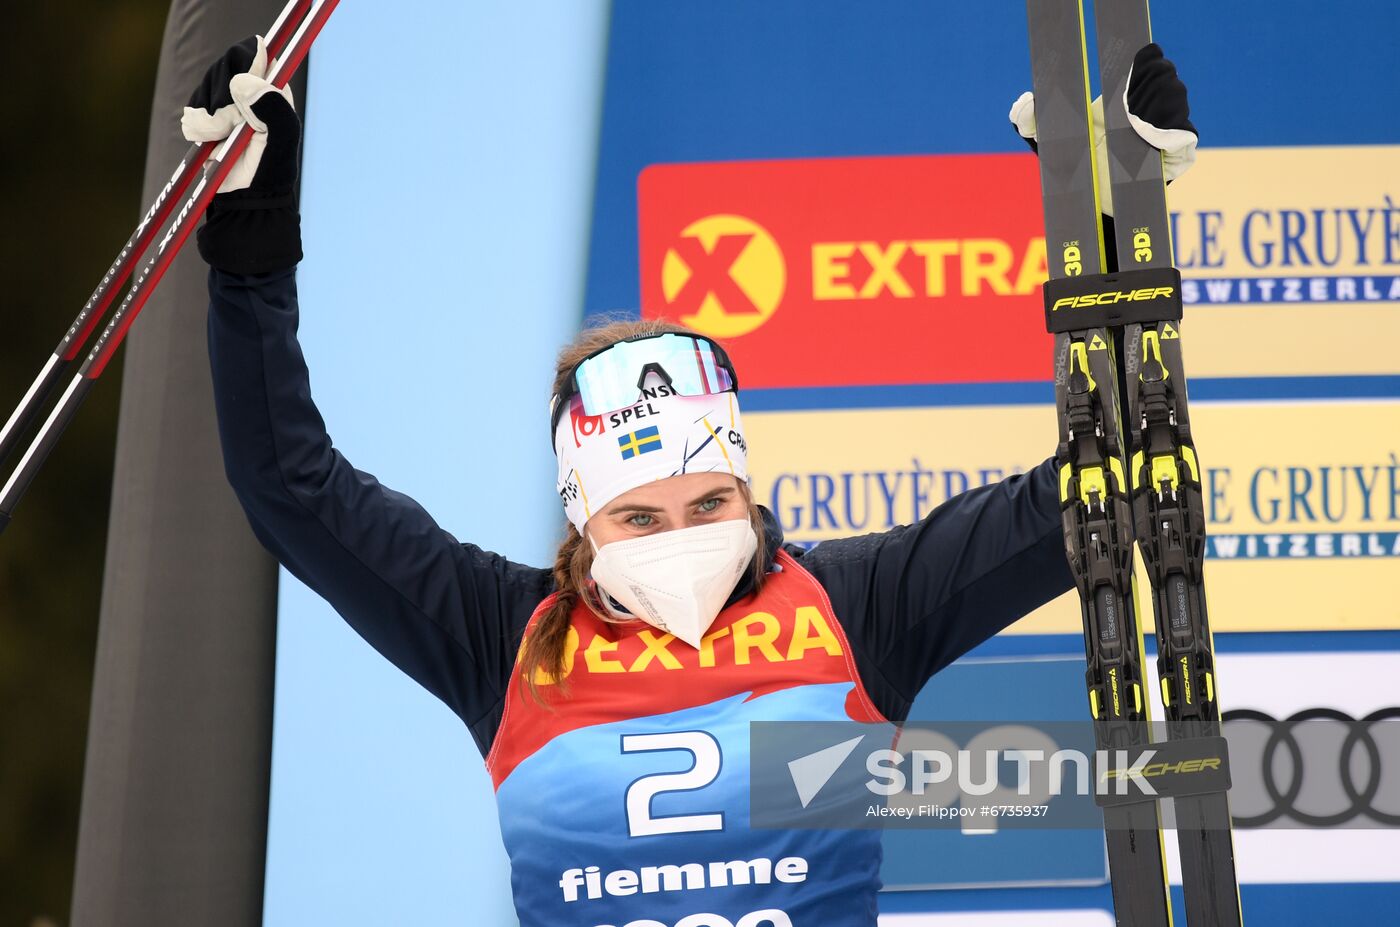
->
xmin=1 ymin=1 xmax=169 ymax=923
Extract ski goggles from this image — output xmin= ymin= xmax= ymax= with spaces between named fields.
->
xmin=549 ymin=332 xmax=739 ymax=440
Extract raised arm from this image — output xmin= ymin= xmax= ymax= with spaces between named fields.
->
xmin=192 ymin=39 xmax=549 ymax=753
xmin=795 ymin=458 xmax=1071 ymax=723
xmin=208 ymin=268 xmax=550 ymax=749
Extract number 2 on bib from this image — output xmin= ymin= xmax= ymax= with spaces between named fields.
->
xmin=622 ymin=731 xmax=724 ymax=837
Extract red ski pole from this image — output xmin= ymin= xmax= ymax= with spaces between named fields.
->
xmin=0 ymin=0 xmax=313 ymax=470
xmin=0 ymin=0 xmax=342 ymax=535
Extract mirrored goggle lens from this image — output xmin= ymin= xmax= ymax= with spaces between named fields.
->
xmin=573 ymin=334 xmax=735 ymax=416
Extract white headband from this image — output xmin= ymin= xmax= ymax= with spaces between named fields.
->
xmin=554 ymin=389 xmax=749 ymax=531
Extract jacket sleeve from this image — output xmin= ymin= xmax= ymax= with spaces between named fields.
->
xmin=206 ymin=266 xmax=552 ymax=752
xmin=793 ymin=457 xmax=1071 ymax=723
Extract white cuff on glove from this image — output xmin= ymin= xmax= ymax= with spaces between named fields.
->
xmin=1009 ymin=90 xmax=1037 ymax=141
xmin=180 ymin=36 xmax=270 ymax=143
xmin=1122 ymin=61 xmax=1198 ymax=183
xmin=178 ymin=36 xmax=295 ymax=194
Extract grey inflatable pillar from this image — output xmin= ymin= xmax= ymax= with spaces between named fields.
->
xmin=70 ymin=0 xmax=303 ymax=923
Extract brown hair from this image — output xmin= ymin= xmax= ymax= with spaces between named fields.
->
xmin=518 ymin=317 xmax=767 ymax=704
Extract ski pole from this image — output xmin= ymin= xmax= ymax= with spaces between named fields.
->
xmin=0 ymin=0 xmax=313 ymax=472
xmin=0 ymin=0 xmax=342 ymax=536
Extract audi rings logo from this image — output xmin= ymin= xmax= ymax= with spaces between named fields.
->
xmin=1223 ymin=708 xmax=1400 ymax=828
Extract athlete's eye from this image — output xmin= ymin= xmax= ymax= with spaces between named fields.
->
xmin=698 ymin=497 xmax=722 ymax=514
xmin=628 ymin=513 xmax=655 ymax=528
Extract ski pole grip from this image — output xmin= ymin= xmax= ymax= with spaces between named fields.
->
xmin=1044 ymin=267 xmax=1184 ymax=333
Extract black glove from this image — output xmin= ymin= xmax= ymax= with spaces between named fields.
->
xmin=1123 ymin=43 xmax=1197 ymax=180
xmin=182 ymin=36 xmax=303 ymax=275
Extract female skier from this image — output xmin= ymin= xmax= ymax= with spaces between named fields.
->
xmin=190 ymin=38 xmax=1194 ymax=927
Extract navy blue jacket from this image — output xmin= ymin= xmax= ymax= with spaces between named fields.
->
xmin=207 ymin=267 xmax=1074 ymax=755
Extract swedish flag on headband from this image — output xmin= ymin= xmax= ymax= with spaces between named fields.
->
xmin=618 ymin=425 xmax=663 ymax=460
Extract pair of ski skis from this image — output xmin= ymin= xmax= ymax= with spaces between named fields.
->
xmin=0 ymin=0 xmax=341 ymax=534
xmin=1026 ymin=1 xmax=1243 ymax=924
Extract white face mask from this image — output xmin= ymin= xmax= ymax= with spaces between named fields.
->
xmin=589 ymin=519 xmax=759 ymax=649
